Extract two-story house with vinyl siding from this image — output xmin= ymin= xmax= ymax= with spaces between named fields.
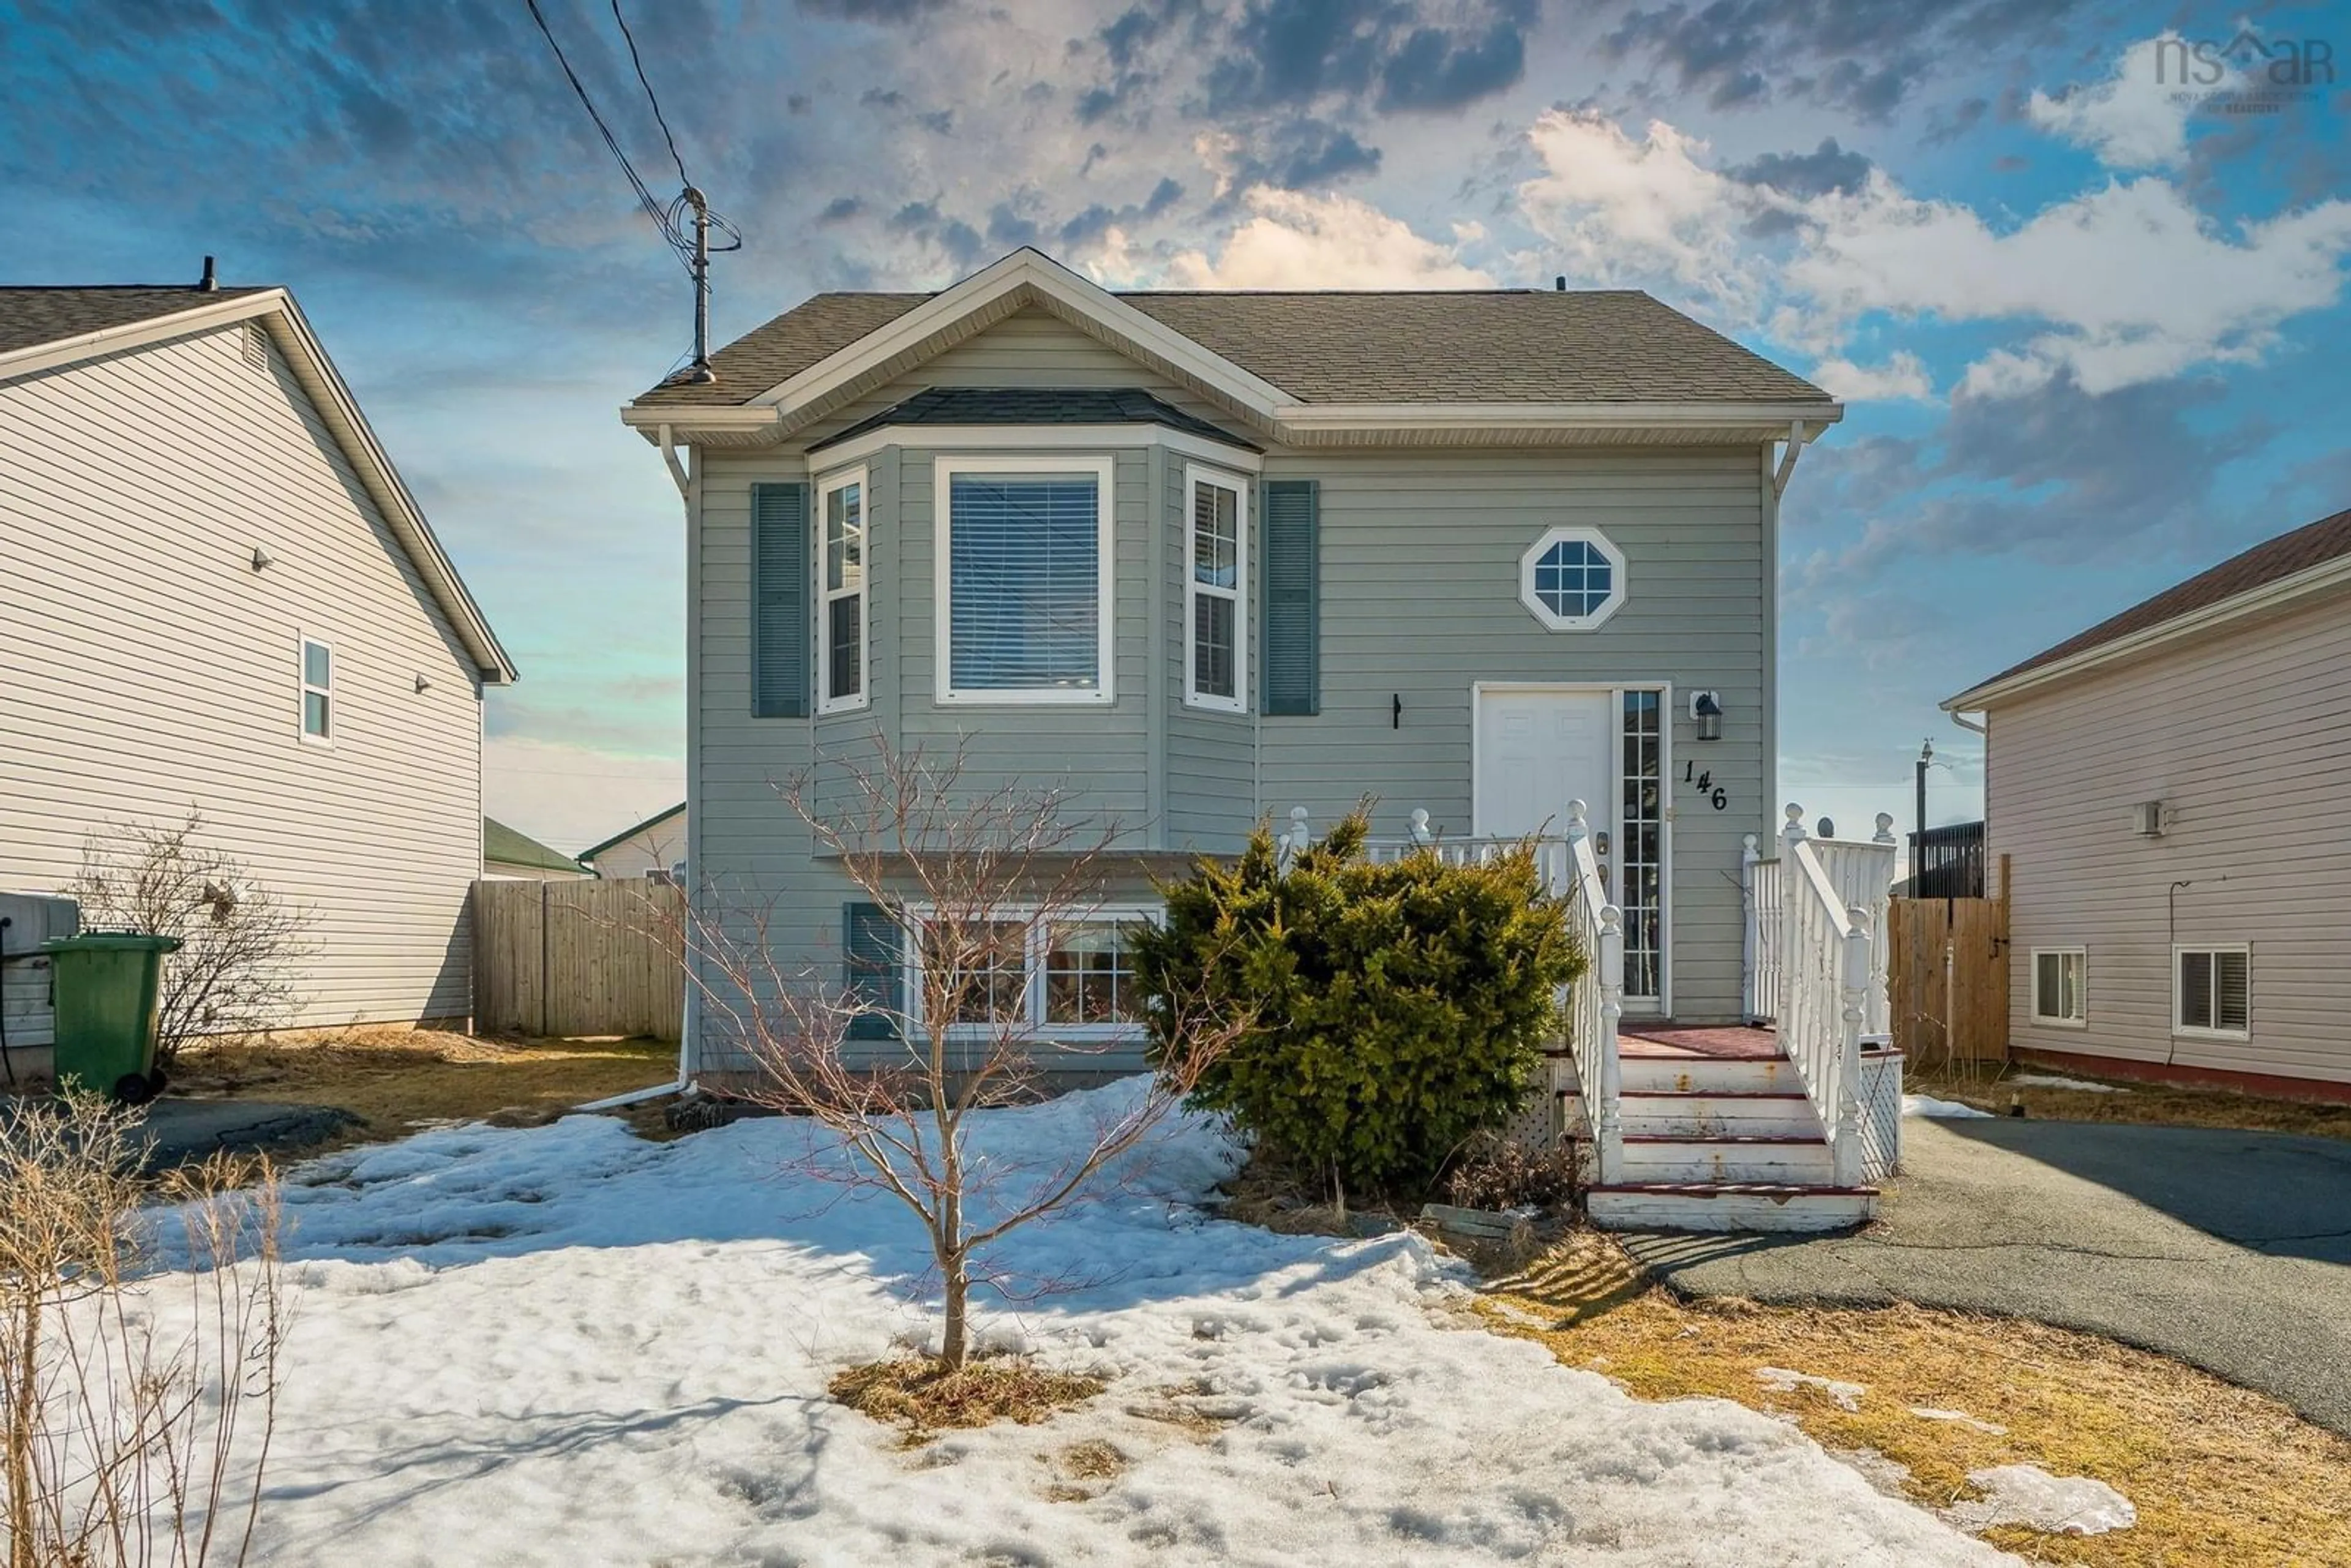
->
xmin=0 ymin=275 xmax=515 ymax=1035
xmin=625 ymin=248 xmax=1840 ymax=1089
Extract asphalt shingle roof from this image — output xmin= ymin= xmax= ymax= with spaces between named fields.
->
xmin=811 ymin=386 xmax=1256 ymax=451
xmin=631 ymin=288 xmax=1831 ymax=408
xmin=484 ymin=817 xmax=587 ymax=876
xmin=1964 ymin=506 xmax=2351 ymax=696
xmin=0 ymin=285 xmax=275 ymax=358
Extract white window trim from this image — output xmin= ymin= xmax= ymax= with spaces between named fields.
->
xmin=1518 ymin=525 xmax=1628 ymax=631
xmin=2172 ymin=942 xmax=2251 ymax=1041
xmin=933 ymin=454 xmax=1117 ymax=706
xmin=298 ymin=632 xmax=334 ymax=747
xmin=902 ymin=902 xmax=1158 ymax=1041
xmin=815 ymin=464 xmax=870 ymax=716
xmin=2029 ymin=947 xmax=2087 ymax=1029
xmin=1183 ymin=463 xmax=1249 ymax=713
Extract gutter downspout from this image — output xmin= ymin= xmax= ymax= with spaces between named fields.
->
xmin=577 ymin=1078 xmax=687 ymax=1113
xmin=1948 ymin=710 xmax=1987 ymax=737
xmin=657 ymin=422 xmax=691 ymax=499
xmin=1771 ymin=419 xmax=1813 ymax=498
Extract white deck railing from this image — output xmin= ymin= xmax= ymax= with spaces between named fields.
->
xmin=1741 ymin=839 xmax=1782 ymax=1024
xmin=1775 ymin=806 xmax=1897 ymax=1189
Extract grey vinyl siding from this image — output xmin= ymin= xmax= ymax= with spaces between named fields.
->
xmin=0 ymin=323 xmax=482 ymax=1026
xmin=1251 ymin=448 xmax=1768 ymax=1022
xmin=1989 ymin=595 xmax=2351 ymax=1087
xmin=687 ymin=321 xmax=1777 ymax=1070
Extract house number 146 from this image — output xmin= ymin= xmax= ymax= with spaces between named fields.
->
xmin=1683 ymin=761 xmax=1729 ymax=811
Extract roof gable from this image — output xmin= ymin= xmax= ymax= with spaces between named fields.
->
xmin=0 ymin=283 xmax=516 ymax=684
xmin=811 ymin=386 xmax=1257 ymax=453
xmin=577 ymin=801 xmax=686 ymax=864
xmin=1947 ymin=506 xmax=2351 ymax=709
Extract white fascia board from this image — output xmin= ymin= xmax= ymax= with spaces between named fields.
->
xmin=748 ymin=249 xmax=1294 ymax=420
xmin=1942 ymin=554 xmax=2351 ymax=713
xmin=812 ymin=422 xmax=1262 ymax=473
xmin=0 ymin=288 xmax=294 ymax=384
xmin=618 ymin=404 xmax=781 ymax=440
xmin=1274 ymin=400 xmax=1845 ymax=436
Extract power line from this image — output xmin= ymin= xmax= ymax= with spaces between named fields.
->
xmin=523 ymin=0 xmax=692 ymax=273
xmin=610 ymin=0 xmax=689 ymax=189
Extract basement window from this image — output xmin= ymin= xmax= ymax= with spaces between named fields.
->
xmin=2174 ymin=946 xmax=2249 ymax=1039
xmin=2031 ymin=949 xmax=2086 ymax=1027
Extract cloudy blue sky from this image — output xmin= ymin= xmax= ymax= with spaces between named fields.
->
xmin=6 ymin=0 xmax=2345 ymax=853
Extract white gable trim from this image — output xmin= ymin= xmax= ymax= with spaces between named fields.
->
xmin=0 ymin=291 xmax=517 ymax=684
xmin=811 ymin=422 xmax=1262 ymax=474
xmin=747 ymin=249 xmax=1295 ymax=422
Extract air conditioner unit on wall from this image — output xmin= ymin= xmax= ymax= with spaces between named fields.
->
xmin=2132 ymin=801 xmax=2165 ymax=838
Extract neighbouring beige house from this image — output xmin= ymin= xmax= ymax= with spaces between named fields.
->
xmin=0 ymin=269 xmax=516 ymax=1029
xmin=1944 ymin=505 xmax=2351 ymax=1100
xmin=577 ymin=802 xmax=686 ymax=881
xmin=482 ymin=818 xmax=591 ymax=881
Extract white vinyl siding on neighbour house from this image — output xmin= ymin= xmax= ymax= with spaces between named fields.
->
xmin=1991 ymin=593 xmax=2351 ymax=1086
xmin=0 ymin=322 xmax=484 ymax=1026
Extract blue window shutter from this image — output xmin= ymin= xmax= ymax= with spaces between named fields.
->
xmin=1261 ymin=479 xmax=1319 ymax=716
xmin=842 ymin=902 xmax=904 ymax=1041
xmin=752 ymin=482 xmax=810 ymax=718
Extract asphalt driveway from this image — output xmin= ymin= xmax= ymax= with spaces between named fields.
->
xmin=1618 ymin=1117 xmax=2351 ymax=1436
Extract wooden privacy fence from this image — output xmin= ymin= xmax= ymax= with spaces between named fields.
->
xmin=472 ymin=878 xmax=685 ymax=1041
xmin=1888 ymin=857 xmax=2010 ymax=1068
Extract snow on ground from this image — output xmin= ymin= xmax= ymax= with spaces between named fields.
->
xmin=2006 ymin=1074 xmax=2126 ymax=1093
xmin=1905 ymin=1094 xmax=1994 ymax=1119
xmin=1754 ymin=1367 xmax=1865 ymax=1412
xmin=154 ymin=1086 xmax=2013 ymax=1566
xmin=1951 ymin=1465 xmax=2136 ymax=1537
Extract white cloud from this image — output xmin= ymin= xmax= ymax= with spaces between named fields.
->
xmin=2028 ymin=34 xmax=2242 ymax=170
xmin=1811 ymin=351 xmax=1935 ymax=402
xmin=1510 ymin=105 xmax=2351 ymax=399
xmin=484 ymin=737 xmax=684 ymax=861
xmin=1163 ymin=188 xmax=1494 ymax=289
xmin=1516 ymin=111 xmax=1758 ymax=318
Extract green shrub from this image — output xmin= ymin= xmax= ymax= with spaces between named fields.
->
xmin=1131 ymin=806 xmax=1580 ymax=1196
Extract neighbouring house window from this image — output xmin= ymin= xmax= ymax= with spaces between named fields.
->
xmin=817 ymin=467 xmax=868 ymax=713
xmin=936 ymin=456 xmax=1114 ymax=703
xmin=907 ymin=907 xmax=1152 ymax=1035
xmin=2032 ymin=950 xmax=2087 ymax=1026
xmin=1519 ymin=527 xmax=1627 ymax=631
xmin=2175 ymin=946 xmax=2249 ymax=1037
xmin=1185 ymin=466 xmax=1247 ymax=711
xmin=300 ymin=637 xmax=332 ymax=741
xmin=1619 ymin=689 xmax=1663 ymax=999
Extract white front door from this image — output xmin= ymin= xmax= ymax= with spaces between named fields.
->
xmin=1475 ymin=689 xmax=1614 ymax=889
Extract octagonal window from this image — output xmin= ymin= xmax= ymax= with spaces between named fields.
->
xmin=1519 ymin=527 xmax=1627 ymax=630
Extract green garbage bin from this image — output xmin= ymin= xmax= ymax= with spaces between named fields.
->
xmin=41 ymin=932 xmax=183 ymax=1105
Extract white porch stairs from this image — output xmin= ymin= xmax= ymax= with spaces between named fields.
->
xmin=1562 ymin=1030 xmax=1877 ymax=1232
xmin=1556 ymin=801 xmax=1900 ymax=1234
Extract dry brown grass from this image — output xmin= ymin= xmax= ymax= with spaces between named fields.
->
xmin=1910 ymin=1062 xmax=2351 ymax=1142
xmin=167 ymin=1027 xmax=677 ymax=1147
xmin=1480 ymin=1231 xmax=2351 ymax=1566
xmin=829 ymin=1357 xmax=1108 ymax=1444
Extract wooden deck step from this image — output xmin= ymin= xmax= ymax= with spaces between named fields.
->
xmin=1586 ymin=1181 xmax=1877 ymax=1234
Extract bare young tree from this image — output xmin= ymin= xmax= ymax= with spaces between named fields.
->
xmin=0 ymin=1095 xmax=285 ymax=1567
xmin=691 ymin=738 xmax=1250 ymax=1371
xmin=68 ymin=813 xmax=312 ymax=1065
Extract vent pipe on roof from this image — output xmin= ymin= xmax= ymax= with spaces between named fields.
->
xmin=198 ymin=255 xmax=218 ymax=292
xmin=1554 ymin=274 xmax=1565 ymax=291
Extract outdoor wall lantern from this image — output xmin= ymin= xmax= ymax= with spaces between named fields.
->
xmin=1690 ymin=690 xmax=1723 ymax=741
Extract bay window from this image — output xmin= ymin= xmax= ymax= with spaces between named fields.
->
xmin=1185 ymin=465 xmax=1247 ymax=711
xmin=935 ymin=455 xmax=1114 ymax=703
